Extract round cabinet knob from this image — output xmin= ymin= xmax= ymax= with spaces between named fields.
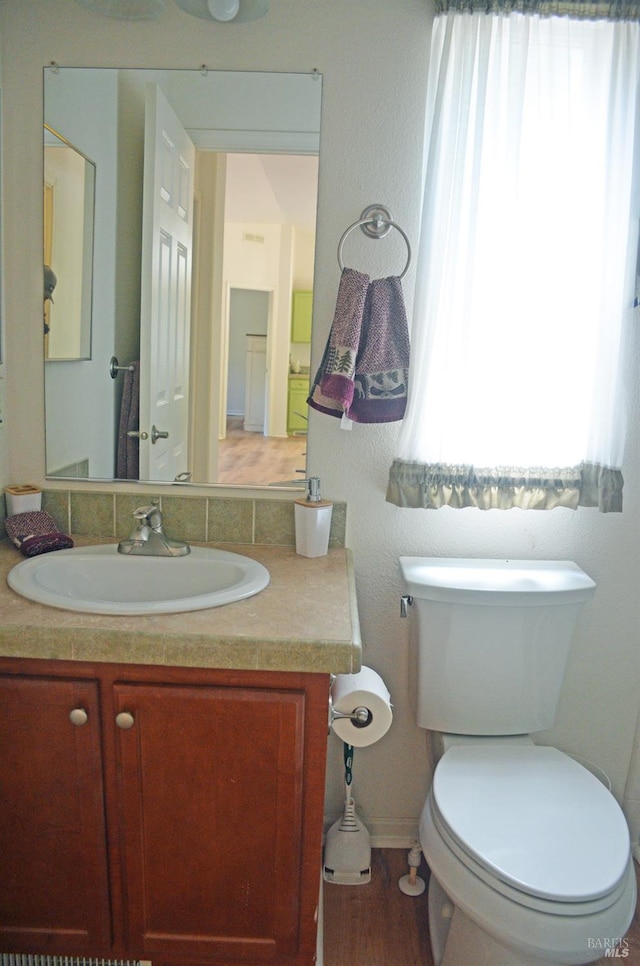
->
xmin=115 ymin=711 xmax=135 ymax=730
xmin=69 ymin=707 xmax=88 ymax=726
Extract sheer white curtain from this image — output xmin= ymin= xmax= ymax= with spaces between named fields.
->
xmin=387 ymin=12 xmax=640 ymax=511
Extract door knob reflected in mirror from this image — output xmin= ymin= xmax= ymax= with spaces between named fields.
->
xmin=151 ymin=425 xmax=169 ymax=444
xmin=126 ymin=427 xmax=169 ymax=444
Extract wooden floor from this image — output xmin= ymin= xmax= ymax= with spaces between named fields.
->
xmin=217 ymin=417 xmax=307 ymax=486
xmin=323 ymin=849 xmax=640 ymax=966
xmin=323 ymin=850 xmax=433 ymax=966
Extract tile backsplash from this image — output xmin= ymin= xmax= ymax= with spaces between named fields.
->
xmin=35 ymin=489 xmax=347 ymax=549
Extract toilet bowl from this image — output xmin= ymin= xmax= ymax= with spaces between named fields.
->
xmin=398 ymin=557 xmax=637 ymax=966
xmin=421 ymin=743 xmax=636 ymax=966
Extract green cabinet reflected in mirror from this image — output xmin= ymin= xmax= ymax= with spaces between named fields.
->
xmin=291 ymin=290 xmax=313 ymax=344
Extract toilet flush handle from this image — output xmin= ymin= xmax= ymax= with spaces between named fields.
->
xmin=400 ymin=595 xmax=413 ymax=618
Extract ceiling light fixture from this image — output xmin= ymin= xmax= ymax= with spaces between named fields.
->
xmin=174 ymin=0 xmax=269 ymax=22
xmin=207 ymin=0 xmax=240 ymax=19
xmin=73 ymin=0 xmax=167 ymax=19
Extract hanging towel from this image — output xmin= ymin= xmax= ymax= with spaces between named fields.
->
xmin=116 ymin=361 xmax=140 ymax=480
xmin=307 ymin=268 xmax=370 ymax=419
xmin=308 ymin=270 xmax=410 ymax=423
xmin=350 ymin=275 xmax=410 ymax=423
xmin=5 ymin=510 xmax=74 ymax=557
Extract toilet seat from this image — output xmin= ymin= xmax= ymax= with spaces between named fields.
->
xmin=431 ymin=745 xmax=630 ymax=906
xmin=421 ymin=791 xmax=637 ymax=965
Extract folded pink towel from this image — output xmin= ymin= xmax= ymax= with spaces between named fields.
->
xmin=5 ymin=510 xmax=74 ymax=557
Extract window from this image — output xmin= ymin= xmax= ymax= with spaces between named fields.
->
xmin=387 ymin=10 xmax=640 ymax=511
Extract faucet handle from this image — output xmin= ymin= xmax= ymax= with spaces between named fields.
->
xmin=133 ymin=503 xmax=162 ymax=527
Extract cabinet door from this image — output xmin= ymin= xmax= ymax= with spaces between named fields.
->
xmin=0 ymin=673 xmax=111 ymax=956
xmin=114 ymin=682 xmax=308 ymax=963
xmin=288 ymin=378 xmax=309 ymax=434
xmin=291 ymin=291 xmax=313 ymax=343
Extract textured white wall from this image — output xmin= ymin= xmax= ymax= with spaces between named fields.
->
xmin=1 ymin=0 xmax=639 ymax=844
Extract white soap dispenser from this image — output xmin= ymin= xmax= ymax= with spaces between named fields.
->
xmin=294 ymin=477 xmax=333 ymax=558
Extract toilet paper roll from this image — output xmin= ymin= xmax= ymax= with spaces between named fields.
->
xmin=330 ymin=666 xmax=392 ymax=747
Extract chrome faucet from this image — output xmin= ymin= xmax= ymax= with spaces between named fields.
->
xmin=117 ymin=503 xmax=190 ymax=557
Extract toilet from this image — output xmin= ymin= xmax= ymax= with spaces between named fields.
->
xmin=399 ymin=557 xmax=637 ymax=966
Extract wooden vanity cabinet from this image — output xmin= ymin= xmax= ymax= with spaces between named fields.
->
xmin=0 ymin=670 xmax=111 ymax=955
xmin=0 ymin=658 xmax=330 ymax=966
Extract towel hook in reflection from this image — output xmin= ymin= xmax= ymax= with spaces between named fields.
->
xmin=109 ymin=356 xmax=136 ymax=379
xmin=337 ymin=204 xmax=412 ymax=279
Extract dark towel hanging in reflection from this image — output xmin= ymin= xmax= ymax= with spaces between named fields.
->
xmin=116 ymin=361 xmax=140 ymax=480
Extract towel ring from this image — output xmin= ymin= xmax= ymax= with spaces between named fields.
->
xmin=337 ymin=205 xmax=412 ymax=279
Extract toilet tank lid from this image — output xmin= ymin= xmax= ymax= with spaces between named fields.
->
xmin=399 ymin=558 xmax=596 ymax=605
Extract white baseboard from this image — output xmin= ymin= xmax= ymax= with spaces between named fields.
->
xmin=324 ymin=815 xmax=420 ymax=849
xmin=369 ymin=819 xmax=421 ymax=848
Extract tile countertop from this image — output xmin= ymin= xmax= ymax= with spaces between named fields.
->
xmin=0 ymin=540 xmax=362 ymax=674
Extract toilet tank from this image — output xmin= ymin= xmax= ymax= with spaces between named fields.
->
xmin=400 ymin=558 xmax=596 ymax=735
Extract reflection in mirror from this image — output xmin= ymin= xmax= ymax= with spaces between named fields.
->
xmin=43 ymin=67 xmax=321 ymax=487
xmin=0 ymin=87 xmax=3 ymax=371
xmin=43 ymin=125 xmax=95 ymax=361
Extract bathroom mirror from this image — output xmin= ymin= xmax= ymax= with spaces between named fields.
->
xmin=43 ymin=67 xmax=321 ymax=486
xmin=44 ymin=125 xmax=96 ymax=361
xmin=0 ymin=87 xmax=4 ymax=374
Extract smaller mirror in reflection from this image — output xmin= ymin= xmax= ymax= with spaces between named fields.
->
xmin=43 ymin=125 xmax=95 ymax=361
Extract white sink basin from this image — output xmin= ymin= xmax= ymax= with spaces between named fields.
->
xmin=7 ymin=544 xmax=270 ymax=615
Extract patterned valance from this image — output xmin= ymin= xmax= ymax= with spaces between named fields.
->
xmin=386 ymin=461 xmax=624 ymax=512
xmin=435 ymin=0 xmax=640 ymax=19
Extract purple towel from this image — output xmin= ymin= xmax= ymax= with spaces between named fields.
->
xmin=308 ymin=268 xmax=369 ymax=419
xmin=308 ymin=270 xmax=410 ymax=424
xmin=350 ymin=275 xmax=410 ymax=423
xmin=5 ymin=511 xmax=74 ymax=557
xmin=116 ymin=361 xmax=140 ymax=479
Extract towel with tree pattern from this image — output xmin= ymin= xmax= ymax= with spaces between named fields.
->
xmin=308 ymin=267 xmax=410 ymax=423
